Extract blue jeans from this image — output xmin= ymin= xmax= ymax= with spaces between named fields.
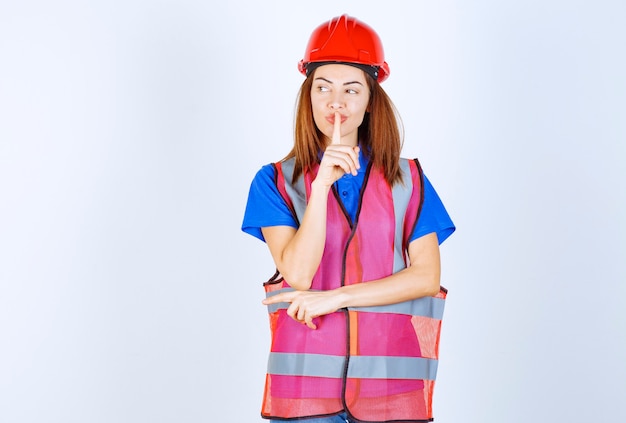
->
xmin=270 ymin=412 xmax=351 ymax=423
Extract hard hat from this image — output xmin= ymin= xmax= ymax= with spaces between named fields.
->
xmin=298 ymin=14 xmax=390 ymax=83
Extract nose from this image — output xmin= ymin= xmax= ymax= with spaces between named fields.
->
xmin=329 ymin=92 xmax=345 ymax=110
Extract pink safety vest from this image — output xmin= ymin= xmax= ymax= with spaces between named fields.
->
xmin=262 ymin=157 xmax=447 ymax=422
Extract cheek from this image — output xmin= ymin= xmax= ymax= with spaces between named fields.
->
xmin=311 ymin=107 xmax=325 ymax=129
xmin=351 ymin=102 xmax=369 ymax=123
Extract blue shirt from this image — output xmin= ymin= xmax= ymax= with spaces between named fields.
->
xmin=242 ymin=153 xmax=455 ymax=245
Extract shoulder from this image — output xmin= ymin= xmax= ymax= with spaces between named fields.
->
xmin=242 ymin=162 xmax=298 ymax=241
xmin=249 ymin=163 xmax=278 ymax=187
xmin=398 ymin=157 xmax=424 ymax=183
xmin=254 ymin=157 xmax=297 ymax=180
xmin=256 ymin=162 xmax=277 ymax=177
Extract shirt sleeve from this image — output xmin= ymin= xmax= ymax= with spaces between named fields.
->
xmin=410 ymin=174 xmax=456 ymax=245
xmin=241 ymin=164 xmax=298 ymax=242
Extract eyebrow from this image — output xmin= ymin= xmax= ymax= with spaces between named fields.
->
xmin=314 ymin=77 xmax=364 ymax=86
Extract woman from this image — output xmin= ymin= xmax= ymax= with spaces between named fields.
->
xmin=242 ymin=14 xmax=455 ymax=423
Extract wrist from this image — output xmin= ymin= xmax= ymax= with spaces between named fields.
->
xmin=334 ymin=286 xmax=352 ymax=309
xmin=310 ymin=179 xmax=332 ymax=195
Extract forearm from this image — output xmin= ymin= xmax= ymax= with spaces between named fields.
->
xmin=334 ymin=264 xmax=441 ymax=309
xmin=275 ymin=181 xmax=331 ymax=290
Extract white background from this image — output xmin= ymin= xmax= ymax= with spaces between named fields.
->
xmin=1 ymin=1 xmax=624 ymax=422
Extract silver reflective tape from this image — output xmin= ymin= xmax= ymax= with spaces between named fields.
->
xmin=350 ymin=296 xmax=445 ymax=320
xmin=391 ymin=159 xmax=412 ymax=273
xmin=265 ymin=288 xmax=295 ymax=313
xmin=267 ymin=352 xmax=438 ymax=381
xmin=268 ymin=352 xmax=345 ymax=379
xmin=348 ymin=355 xmax=438 ymax=380
xmin=281 ymin=158 xmax=307 ymax=224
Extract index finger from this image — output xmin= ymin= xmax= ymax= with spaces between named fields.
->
xmin=332 ymin=111 xmax=341 ymax=145
xmin=262 ymin=291 xmax=295 ymax=305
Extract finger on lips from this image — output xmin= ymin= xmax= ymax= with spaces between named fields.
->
xmin=332 ymin=111 xmax=341 ymax=145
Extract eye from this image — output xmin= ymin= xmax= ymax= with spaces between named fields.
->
xmin=317 ymin=86 xmax=330 ymax=93
xmin=346 ymin=88 xmax=358 ymax=94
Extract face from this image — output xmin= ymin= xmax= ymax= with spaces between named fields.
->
xmin=310 ymin=64 xmax=371 ymax=146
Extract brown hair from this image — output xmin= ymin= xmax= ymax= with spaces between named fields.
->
xmin=285 ymin=70 xmax=404 ymax=186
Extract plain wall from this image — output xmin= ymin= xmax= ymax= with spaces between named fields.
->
xmin=1 ymin=1 xmax=624 ymax=422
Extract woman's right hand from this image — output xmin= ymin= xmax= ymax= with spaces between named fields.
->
xmin=314 ymin=112 xmax=360 ymax=188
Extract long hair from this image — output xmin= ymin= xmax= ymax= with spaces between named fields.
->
xmin=285 ymin=70 xmax=404 ymax=186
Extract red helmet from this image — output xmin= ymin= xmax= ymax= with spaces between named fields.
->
xmin=298 ymin=14 xmax=390 ymax=83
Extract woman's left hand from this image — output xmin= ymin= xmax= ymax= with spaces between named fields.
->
xmin=262 ymin=290 xmax=344 ymax=330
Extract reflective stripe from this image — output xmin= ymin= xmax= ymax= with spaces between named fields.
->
xmin=280 ymin=159 xmax=307 ymax=223
xmin=268 ymin=352 xmax=438 ymax=380
xmin=266 ymin=288 xmax=444 ymax=320
xmin=349 ymin=356 xmax=438 ymax=380
xmin=265 ymin=288 xmax=295 ymax=314
xmin=350 ymin=296 xmax=445 ymax=320
xmin=268 ymin=352 xmax=345 ymax=379
xmin=391 ymin=159 xmax=412 ymax=273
